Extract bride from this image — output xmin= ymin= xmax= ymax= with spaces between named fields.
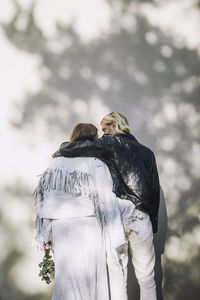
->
xmin=34 ymin=123 xmax=127 ymax=300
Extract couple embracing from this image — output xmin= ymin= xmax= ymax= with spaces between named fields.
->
xmin=34 ymin=112 xmax=160 ymax=300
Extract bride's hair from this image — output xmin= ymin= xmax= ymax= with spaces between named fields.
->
xmin=70 ymin=123 xmax=98 ymax=142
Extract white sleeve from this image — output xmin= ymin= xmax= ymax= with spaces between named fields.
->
xmin=34 ymin=217 xmax=52 ymax=250
xmin=40 ymin=218 xmax=52 ymax=244
xmin=93 ymin=159 xmax=127 ymax=250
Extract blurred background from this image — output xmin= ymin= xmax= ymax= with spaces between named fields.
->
xmin=0 ymin=0 xmax=200 ymax=299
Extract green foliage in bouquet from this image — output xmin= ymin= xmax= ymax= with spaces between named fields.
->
xmin=39 ymin=249 xmax=55 ymax=284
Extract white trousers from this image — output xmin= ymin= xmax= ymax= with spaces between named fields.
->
xmin=118 ymin=199 xmax=157 ymax=300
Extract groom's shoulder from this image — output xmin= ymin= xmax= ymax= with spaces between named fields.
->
xmin=60 ymin=141 xmax=70 ymax=147
xmin=98 ymin=135 xmax=120 ymax=149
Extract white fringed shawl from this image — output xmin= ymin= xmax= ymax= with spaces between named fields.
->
xmin=34 ymin=156 xmax=127 ymax=267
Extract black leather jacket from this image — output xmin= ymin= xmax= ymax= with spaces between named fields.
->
xmin=59 ymin=133 xmax=160 ymax=233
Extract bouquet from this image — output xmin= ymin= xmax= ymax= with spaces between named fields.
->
xmin=39 ymin=248 xmax=55 ymax=284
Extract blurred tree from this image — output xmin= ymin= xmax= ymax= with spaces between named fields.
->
xmin=1 ymin=0 xmax=200 ymax=299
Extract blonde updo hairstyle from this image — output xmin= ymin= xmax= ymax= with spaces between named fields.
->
xmin=100 ymin=112 xmax=131 ymax=134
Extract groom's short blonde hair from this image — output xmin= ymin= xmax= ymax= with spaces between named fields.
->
xmin=101 ymin=112 xmax=131 ymax=134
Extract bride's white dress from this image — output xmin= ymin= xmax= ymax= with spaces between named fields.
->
xmin=35 ymin=157 xmax=127 ymax=300
xmin=51 ymin=217 xmax=108 ymax=300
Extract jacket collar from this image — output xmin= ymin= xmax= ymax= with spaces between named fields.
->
xmin=103 ymin=132 xmax=138 ymax=142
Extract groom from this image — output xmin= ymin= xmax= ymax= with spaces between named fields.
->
xmin=56 ymin=112 xmax=160 ymax=300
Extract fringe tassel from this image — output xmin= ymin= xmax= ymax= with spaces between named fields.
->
xmin=33 ymin=168 xmax=96 ymax=249
xmin=34 ymin=215 xmax=44 ymax=250
xmin=34 ymin=168 xmax=96 ymax=200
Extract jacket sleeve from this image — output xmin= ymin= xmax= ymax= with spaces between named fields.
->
xmin=59 ymin=138 xmax=123 ymax=196
xmin=150 ymin=152 xmax=160 ymax=233
xmin=59 ymin=136 xmax=115 ymax=160
xmin=93 ymin=160 xmax=127 ymax=256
